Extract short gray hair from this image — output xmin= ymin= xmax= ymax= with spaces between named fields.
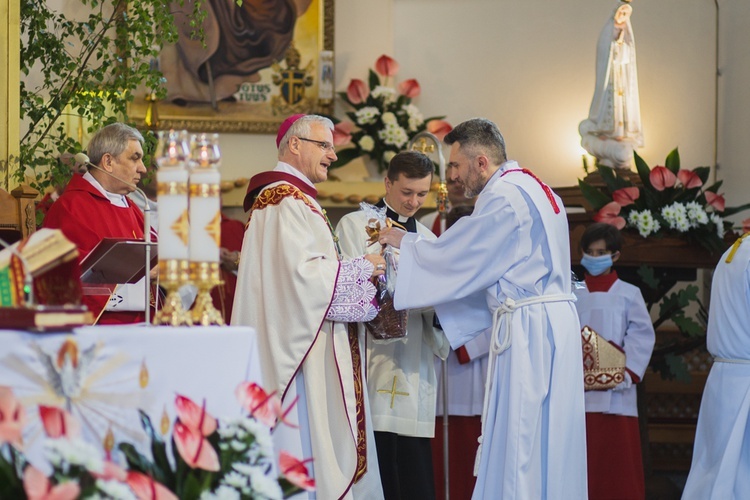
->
xmin=87 ymin=123 xmax=144 ymax=166
xmin=444 ymin=118 xmax=507 ymax=165
xmin=278 ymin=115 xmax=334 ymax=155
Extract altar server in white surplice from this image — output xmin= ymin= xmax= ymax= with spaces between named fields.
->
xmin=232 ymin=114 xmax=385 ymax=499
xmin=683 ymin=233 xmax=750 ymax=499
xmin=337 ymin=151 xmax=449 ymax=500
xmin=378 ymin=118 xmax=588 ymax=499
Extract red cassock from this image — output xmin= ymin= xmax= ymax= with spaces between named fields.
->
xmin=211 ymin=214 xmax=245 ymax=323
xmin=43 ymin=173 xmax=153 ymax=324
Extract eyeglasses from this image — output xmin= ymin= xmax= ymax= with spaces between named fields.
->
xmin=296 ymin=137 xmax=336 ymax=153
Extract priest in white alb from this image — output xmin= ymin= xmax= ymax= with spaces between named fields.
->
xmin=379 ymin=118 xmax=588 ymax=499
xmin=683 ymin=233 xmax=750 ymax=499
xmin=232 ymin=114 xmax=385 ymax=499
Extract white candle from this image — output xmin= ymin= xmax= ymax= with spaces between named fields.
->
xmin=156 ymin=166 xmax=189 ymax=260
xmin=318 ymin=50 xmax=334 ymax=100
xmin=188 ymin=169 xmax=221 ymax=263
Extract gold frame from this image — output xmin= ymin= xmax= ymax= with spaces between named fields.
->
xmin=129 ymin=0 xmax=334 ymax=134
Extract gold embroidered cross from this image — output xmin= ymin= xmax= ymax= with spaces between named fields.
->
xmin=378 ymin=376 xmax=409 ymax=409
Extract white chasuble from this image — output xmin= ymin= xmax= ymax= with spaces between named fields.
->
xmin=337 ymin=210 xmax=449 ymax=438
xmin=232 ymin=173 xmax=382 ymax=499
xmin=683 ymin=236 xmax=750 ymax=499
xmin=393 ymin=161 xmax=588 ymax=499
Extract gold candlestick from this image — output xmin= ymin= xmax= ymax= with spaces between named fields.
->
xmin=153 ymin=259 xmax=193 ymax=326
xmin=190 ymin=261 xmax=224 ymax=326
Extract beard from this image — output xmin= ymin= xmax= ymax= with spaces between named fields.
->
xmin=463 ymin=167 xmax=485 ymax=198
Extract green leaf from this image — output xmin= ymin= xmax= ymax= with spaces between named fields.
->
xmin=633 ymin=150 xmax=653 ymax=188
xmin=368 ymin=69 xmax=380 ymax=92
xmin=137 ymin=410 xmax=174 ymax=487
xmin=279 ymin=476 xmax=304 ymax=498
xmin=597 ymin=165 xmax=620 ymax=193
xmin=577 ymin=179 xmax=612 ymax=211
xmin=703 ymin=180 xmax=723 ymax=194
xmin=664 ymin=148 xmax=681 ymax=173
xmin=692 ymin=166 xmax=711 ymax=184
xmin=665 ymin=353 xmax=692 ymax=383
xmin=722 ymin=201 xmax=750 ymax=217
xmin=636 ymin=265 xmax=660 ymax=290
xmin=181 ymin=473 xmax=205 ymax=500
xmin=672 ymin=314 xmax=706 ymax=338
xmin=118 ymin=442 xmax=156 ymax=476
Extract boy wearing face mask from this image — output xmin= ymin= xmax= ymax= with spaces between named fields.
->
xmin=574 ymin=222 xmax=655 ymax=500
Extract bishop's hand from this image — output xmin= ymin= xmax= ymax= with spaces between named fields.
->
xmin=363 ymin=254 xmax=386 ymax=278
xmin=378 ymin=227 xmax=406 ymax=249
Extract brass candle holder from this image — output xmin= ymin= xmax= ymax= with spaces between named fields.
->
xmin=153 ymin=259 xmax=193 ymax=326
xmin=190 ymin=261 xmax=224 ymax=326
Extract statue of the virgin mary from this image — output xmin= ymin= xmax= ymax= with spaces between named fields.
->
xmin=579 ymin=0 xmax=643 ymax=169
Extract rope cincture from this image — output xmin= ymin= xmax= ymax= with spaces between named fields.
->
xmin=474 ymin=293 xmax=576 ymax=476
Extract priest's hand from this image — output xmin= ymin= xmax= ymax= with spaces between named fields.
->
xmin=378 ymin=227 xmax=406 ymax=249
xmin=363 ymin=254 xmax=386 ymax=278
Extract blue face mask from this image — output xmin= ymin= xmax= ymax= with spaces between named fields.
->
xmin=581 ymin=253 xmax=613 ymax=276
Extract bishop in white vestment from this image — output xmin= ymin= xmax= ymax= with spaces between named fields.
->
xmin=232 ymin=115 xmax=385 ymax=499
xmin=379 ymin=119 xmax=587 ymax=499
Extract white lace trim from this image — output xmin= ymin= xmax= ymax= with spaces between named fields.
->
xmin=327 ymin=257 xmax=377 ymax=322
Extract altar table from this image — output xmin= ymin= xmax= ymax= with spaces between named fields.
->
xmin=0 ymin=325 xmax=261 ymax=469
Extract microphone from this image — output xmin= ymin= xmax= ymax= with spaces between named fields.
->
xmin=73 ymin=152 xmax=155 ymax=324
xmin=0 ymin=236 xmax=35 ymax=307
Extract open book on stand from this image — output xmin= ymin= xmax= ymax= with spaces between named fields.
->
xmin=80 ymin=238 xmax=157 ymax=285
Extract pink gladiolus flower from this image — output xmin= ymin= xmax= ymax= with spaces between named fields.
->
xmin=426 ymin=120 xmax=453 ymax=141
xmin=649 ymin=166 xmax=677 ymax=191
xmin=677 ymin=169 xmax=703 ymax=189
xmin=173 ymin=421 xmax=220 ymax=471
xmin=397 ymin=78 xmax=420 ymax=98
xmin=39 ymin=406 xmax=80 ymax=439
xmin=593 ymin=201 xmax=626 ymax=229
xmin=374 ymin=55 xmax=399 ymax=77
xmin=279 ymin=451 xmax=316 ymax=491
xmin=333 ymin=121 xmax=354 ymax=147
xmin=346 ymin=79 xmax=369 ymax=105
xmin=23 ymin=466 xmax=80 ymax=500
xmin=174 ymin=395 xmax=216 ymax=436
xmin=705 ymin=191 xmax=726 ymax=212
xmin=0 ymin=386 xmax=26 ymax=448
xmin=126 ymin=471 xmax=178 ymax=500
xmin=612 ymin=187 xmax=640 ymax=207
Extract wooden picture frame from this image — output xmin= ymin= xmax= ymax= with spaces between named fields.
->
xmin=129 ymin=0 xmax=333 ymax=133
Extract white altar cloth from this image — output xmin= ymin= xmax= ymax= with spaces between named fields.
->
xmin=0 ymin=325 xmax=261 ymax=469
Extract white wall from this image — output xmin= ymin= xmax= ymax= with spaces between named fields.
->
xmin=221 ymin=0 xmax=743 ymax=196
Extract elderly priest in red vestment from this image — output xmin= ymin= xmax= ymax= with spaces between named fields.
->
xmin=232 ymin=114 xmax=386 ymax=499
xmin=43 ymin=122 xmax=154 ymax=325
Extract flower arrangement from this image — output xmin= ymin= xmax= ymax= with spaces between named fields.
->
xmin=332 ymin=54 xmax=452 ymax=174
xmin=0 ymin=383 xmax=312 ymax=500
xmin=579 ymin=149 xmax=750 ymax=252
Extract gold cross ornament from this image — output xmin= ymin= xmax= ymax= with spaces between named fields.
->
xmin=378 ymin=376 xmax=409 ymax=408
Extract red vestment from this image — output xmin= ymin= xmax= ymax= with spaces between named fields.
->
xmin=43 ymin=173 xmax=152 ymax=324
xmin=211 ymin=213 xmax=245 ymax=323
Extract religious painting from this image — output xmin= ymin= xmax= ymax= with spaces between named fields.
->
xmin=129 ymin=0 xmax=333 ymax=133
